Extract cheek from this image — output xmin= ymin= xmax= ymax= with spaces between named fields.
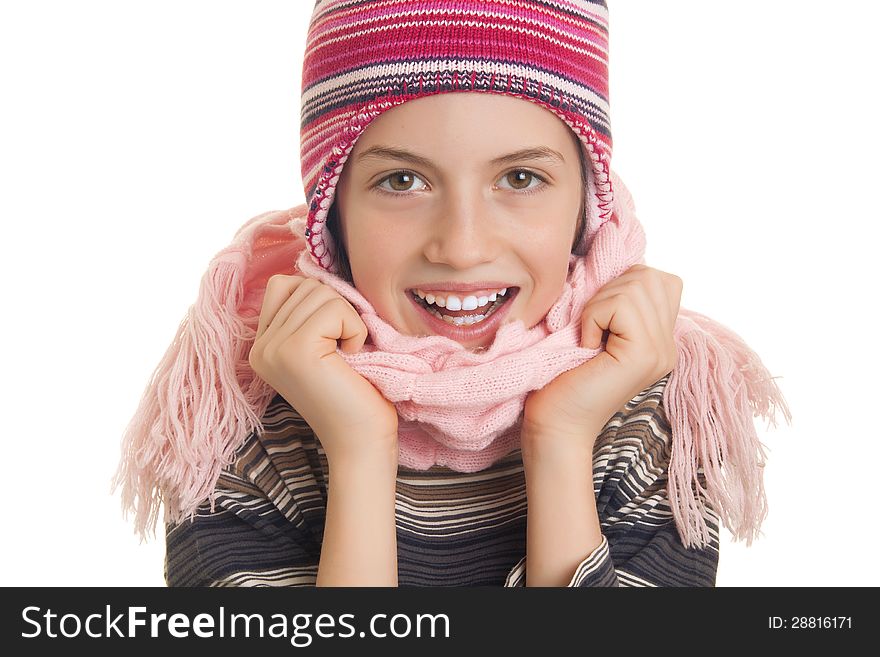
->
xmin=516 ymin=233 xmax=575 ymax=322
xmin=348 ymin=227 xmax=407 ymax=281
xmin=522 ymin=227 xmax=574 ymax=276
xmin=344 ymin=220 xmax=409 ymax=313
xmin=517 ymin=196 xmax=579 ymax=252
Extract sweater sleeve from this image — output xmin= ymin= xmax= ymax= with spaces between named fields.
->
xmin=164 ymin=480 xmax=321 ymax=587
xmin=164 ymin=411 xmax=326 ymax=587
xmin=503 ymin=374 xmax=721 ymax=587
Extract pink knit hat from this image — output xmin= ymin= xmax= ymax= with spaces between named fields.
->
xmin=300 ymin=0 xmax=614 ymax=273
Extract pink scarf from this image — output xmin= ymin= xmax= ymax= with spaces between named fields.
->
xmin=114 ymin=172 xmax=791 ymax=550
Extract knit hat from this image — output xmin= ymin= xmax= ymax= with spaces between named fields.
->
xmin=300 ymin=0 xmax=613 ymax=273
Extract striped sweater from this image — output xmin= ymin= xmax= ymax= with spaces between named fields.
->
xmin=165 ymin=373 xmax=720 ymax=587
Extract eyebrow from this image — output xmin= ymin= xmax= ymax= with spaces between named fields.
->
xmin=355 ymin=145 xmax=566 ymax=169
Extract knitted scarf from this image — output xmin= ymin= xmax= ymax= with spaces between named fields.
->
xmin=113 ymin=170 xmax=791 ymax=551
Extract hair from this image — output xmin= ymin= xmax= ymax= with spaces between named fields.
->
xmin=325 ymin=131 xmax=590 ymax=285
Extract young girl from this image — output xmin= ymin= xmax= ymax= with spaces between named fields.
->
xmin=115 ymin=0 xmax=790 ymax=586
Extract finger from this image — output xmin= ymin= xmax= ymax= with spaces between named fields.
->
xmin=263 ymin=278 xmax=325 ymax=339
xmin=265 ymin=284 xmax=349 ymax=352
xmin=580 ymin=292 xmax=648 ymax=350
xmin=580 ymin=304 xmax=603 ymax=349
xmin=631 ymin=272 xmax=680 ymax=338
xmin=625 ymin=274 xmax=669 ymax=337
xmin=283 ymin=296 xmax=368 ymax=359
xmin=332 ymin=298 xmax=369 ymax=354
xmin=580 ymin=295 xmax=611 ymax=349
xmin=255 ymin=275 xmax=309 ymax=341
xmin=620 ymin=275 xmax=678 ymax=374
xmin=611 ymin=270 xmax=678 ymax=343
xmin=624 ymin=277 xmax=679 ymax=363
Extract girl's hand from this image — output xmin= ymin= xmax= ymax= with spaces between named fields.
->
xmin=522 ymin=264 xmax=682 ymax=449
xmin=248 ymin=275 xmax=399 ymax=461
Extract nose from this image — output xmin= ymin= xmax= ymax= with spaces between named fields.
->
xmin=422 ymin=195 xmax=501 ymax=270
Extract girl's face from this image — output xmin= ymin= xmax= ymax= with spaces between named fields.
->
xmin=333 ymin=92 xmax=585 ymax=351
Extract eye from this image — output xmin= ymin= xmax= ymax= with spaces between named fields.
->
xmin=497 ymin=169 xmax=547 ymax=195
xmin=374 ymin=170 xmax=428 ymax=195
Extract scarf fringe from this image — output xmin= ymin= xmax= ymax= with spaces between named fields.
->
xmin=665 ymin=308 xmax=793 ymax=549
xmin=111 ymin=250 xmax=276 ymax=540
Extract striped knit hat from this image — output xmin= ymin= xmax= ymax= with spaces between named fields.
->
xmin=300 ymin=0 xmax=614 ymax=274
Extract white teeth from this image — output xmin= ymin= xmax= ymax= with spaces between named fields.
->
xmin=459 ymin=295 xmax=480 ymax=312
xmin=422 ymin=303 xmax=492 ymax=325
xmin=413 ymin=287 xmax=510 ymax=311
xmin=413 ymin=286 xmax=513 ymax=330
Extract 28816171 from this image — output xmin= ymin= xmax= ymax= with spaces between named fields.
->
xmin=768 ymin=617 xmax=852 ymax=629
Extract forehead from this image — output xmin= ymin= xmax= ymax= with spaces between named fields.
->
xmin=350 ymin=92 xmax=582 ymax=166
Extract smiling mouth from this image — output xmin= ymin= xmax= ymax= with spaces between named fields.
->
xmin=409 ymin=288 xmax=517 ymax=326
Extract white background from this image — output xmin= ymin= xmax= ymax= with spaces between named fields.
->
xmin=2 ymin=1 xmax=876 ymax=586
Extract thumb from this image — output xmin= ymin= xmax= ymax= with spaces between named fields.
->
xmin=338 ymin=308 xmax=368 ymax=354
xmin=580 ymin=307 xmax=609 ymax=350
